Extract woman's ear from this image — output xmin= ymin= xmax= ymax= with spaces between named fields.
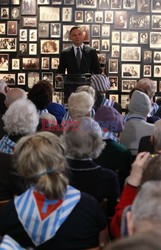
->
xmin=126 ymin=211 xmax=135 ymax=236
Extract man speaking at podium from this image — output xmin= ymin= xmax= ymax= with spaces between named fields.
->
xmin=57 ymin=26 xmax=100 ymax=75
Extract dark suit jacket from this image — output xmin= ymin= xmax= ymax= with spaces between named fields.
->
xmin=57 ymin=45 xmax=100 ymax=74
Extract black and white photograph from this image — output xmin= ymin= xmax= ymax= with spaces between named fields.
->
xmin=11 ymin=7 xmax=20 ymax=20
xmin=0 ymin=74 xmax=15 ymax=85
xmin=121 ymin=47 xmax=141 ymax=61
xmin=62 ymin=7 xmax=72 ymax=22
xmin=64 ymin=0 xmax=74 ymax=4
xmin=21 ymin=0 xmax=36 ymax=15
xmin=52 ymin=92 xmax=63 ymax=104
xmin=105 ymin=11 xmax=113 ymax=23
xmin=91 ymin=25 xmax=100 ymax=37
xmin=154 ymin=65 xmax=161 ymax=77
xmin=39 ymin=23 xmax=49 ymax=38
xmin=143 ymin=50 xmax=152 ymax=63
xmin=137 ymin=0 xmax=150 ymax=12
xmin=52 ymin=0 xmax=62 ymax=4
xmin=109 ymin=59 xmax=118 ymax=73
xmin=51 ymin=58 xmax=59 ymax=69
xmin=39 ymin=7 xmax=60 ymax=21
xmin=111 ymin=45 xmax=120 ymax=57
xmin=152 ymin=0 xmax=161 ymax=13
xmin=0 ymin=54 xmax=9 ymax=71
xmin=109 ymin=94 xmax=119 ymax=103
xmin=0 ymin=0 xmax=9 ymax=4
xmin=99 ymin=0 xmax=109 ymax=9
xmin=37 ymin=0 xmax=50 ymax=4
xmin=23 ymin=17 xmax=37 ymax=27
xmin=109 ymin=76 xmax=118 ymax=90
xmin=140 ymin=32 xmax=148 ymax=44
xmin=75 ymin=11 xmax=83 ymax=23
xmin=121 ymin=94 xmax=130 ymax=109
xmin=41 ymin=57 xmax=50 ymax=69
xmin=121 ymin=32 xmax=138 ymax=44
xmin=76 ymin=0 xmax=97 ymax=8
xmin=150 ymin=32 xmax=161 ymax=48
xmin=12 ymin=58 xmax=20 ymax=70
xmin=18 ymin=73 xmax=25 ymax=85
xmin=28 ymin=72 xmax=39 ymax=89
xmin=154 ymin=51 xmax=161 ymax=63
xmin=0 ymin=38 xmax=17 ymax=52
xmin=63 ymin=25 xmax=73 ymax=41
xmin=101 ymin=25 xmax=110 ymax=37
xmin=91 ymin=39 xmax=100 ymax=51
xmin=19 ymin=43 xmax=28 ymax=55
xmin=29 ymin=43 xmax=37 ymax=55
xmin=7 ymin=21 xmax=17 ymax=36
xmin=122 ymin=80 xmax=137 ymax=92
xmin=143 ymin=65 xmax=151 ymax=77
xmin=50 ymin=23 xmax=61 ymax=38
xmin=112 ymin=31 xmax=120 ymax=43
xmin=85 ymin=11 xmax=93 ymax=23
xmin=80 ymin=25 xmax=90 ymax=42
xmin=42 ymin=72 xmax=53 ymax=84
xmin=111 ymin=0 xmax=122 ymax=9
xmin=41 ymin=40 xmax=59 ymax=54
xmin=95 ymin=11 xmax=103 ymax=23
xmin=122 ymin=64 xmax=140 ymax=78
xmin=101 ymin=39 xmax=110 ymax=51
xmin=115 ymin=11 xmax=128 ymax=29
xmin=98 ymin=53 xmax=106 ymax=65
xmin=129 ymin=15 xmax=150 ymax=29
xmin=0 ymin=23 xmax=5 ymax=35
xmin=1 ymin=7 xmax=9 ymax=19
xmin=19 ymin=29 xmax=27 ymax=41
xmin=22 ymin=58 xmax=39 ymax=70
xmin=29 ymin=29 xmax=37 ymax=42
xmin=152 ymin=15 xmax=161 ymax=29
xmin=123 ymin=0 xmax=135 ymax=9
xmin=11 ymin=0 xmax=20 ymax=4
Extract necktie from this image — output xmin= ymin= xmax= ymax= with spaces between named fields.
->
xmin=76 ymin=47 xmax=81 ymax=68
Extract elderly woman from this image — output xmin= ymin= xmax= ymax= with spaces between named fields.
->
xmin=62 ymin=117 xmax=120 ymax=217
xmin=0 ymin=132 xmax=107 ymax=249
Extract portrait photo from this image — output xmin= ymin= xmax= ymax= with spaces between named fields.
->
xmin=52 ymin=92 xmax=63 ymax=104
xmin=121 ymin=80 xmax=137 ymax=92
xmin=11 ymin=7 xmax=20 ymax=20
xmin=50 ymin=23 xmax=61 ymax=38
xmin=41 ymin=57 xmax=50 ymax=69
xmin=91 ymin=25 xmax=100 ymax=37
xmin=143 ymin=65 xmax=151 ymax=77
xmin=121 ymin=94 xmax=130 ymax=109
xmin=99 ymin=0 xmax=109 ymax=9
xmin=154 ymin=51 xmax=161 ymax=63
xmin=152 ymin=15 xmax=161 ymax=29
xmin=76 ymin=0 xmax=97 ymax=8
xmin=98 ymin=53 xmax=106 ymax=65
xmin=111 ymin=0 xmax=122 ymax=9
xmin=29 ymin=29 xmax=37 ymax=42
xmin=29 ymin=43 xmax=37 ymax=55
xmin=101 ymin=39 xmax=110 ymax=51
xmin=1 ymin=7 xmax=9 ymax=19
xmin=150 ymin=32 xmax=161 ymax=48
xmin=51 ymin=57 xmax=59 ymax=69
xmin=85 ymin=11 xmax=93 ymax=23
xmin=137 ymin=0 xmax=150 ymax=12
xmin=75 ymin=11 xmax=83 ymax=23
xmin=91 ymin=39 xmax=100 ymax=51
xmin=22 ymin=58 xmax=39 ymax=70
xmin=19 ymin=29 xmax=27 ymax=41
xmin=42 ymin=72 xmax=53 ymax=84
xmin=109 ymin=76 xmax=118 ymax=90
xmin=121 ymin=47 xmax=141 ymax=61
xmin=143 ymin=50 xmax=152 ymax=63
xmin=0 ymin=23 xmax=6 ymax=35
xmin=62 ymin=7 xmax=72 ymax=22
xmin=37 ymin=0 xmax=50 ymax=4
xmin=7 ymin=21 xmax=17 ymax=36
xmin=28 ymin=72 xmax=39 ymax=89
xmin=63 ymin=25 xmax=73 ymax=41
xmin=105 ymin=11 xmax=113 ymax=23
xmin=111 ymin=45 xmax=120 ymax=57
xmin=0 ymin=38 xmax=17 ymax=52
xmin=140 ymin=32 xmax=148 ymax=44
xmin=41 ymin=40 xmax=59 ymax=54
xmin=129 ymin=15 xmax=150 ymax=29
xmin=0 ymin=74 xmax=15 ymax=85
xmin=109 ymin=59 xmax=118 ymax=73
xmin=18 ymin=73 xmax=25 ymax=85
xmin=19 ymin=43 xmax=27 ymax=55
xmin=95 ymin=11 xmax=103 ymax=23
xmin=39 ymin=23 xmax=49 ymax=38
xmin=112 ymin=31 xmax=120 ymax=43
xmin=0 ymin=54 xmax=9 ymax=71
xmin=21 ymin=0 xmax=36 ymax=15
xmin=115 ymin=12 xmax=128 ymax=29
xmin=12 ymin=58 xmax=20 ymax=70
xmin=23 ymin=17 xmax=37 ymax=27
xmin=39 ymin=7 xmax=60 ymax=21
xmin=121 ymin=31 xmax=138 ymax=44
xmin=122 ymin=64 xmax=140 ymax=78
xmin=152 ymin=0 xmax=161 ymax=12
xmin=123 ymin=0 xmax=135 ymax=9
xmin=154 ymin=65 xmax=161 ymax=77
xmin=109 ymin=94 xmax=119 ymax=103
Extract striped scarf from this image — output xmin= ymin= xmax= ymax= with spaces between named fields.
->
xmin=0 ymin=235 xmax=25 ymax=250
xmin=0 ymin=135 xmax=16 ymax=154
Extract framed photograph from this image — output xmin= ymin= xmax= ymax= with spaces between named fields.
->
xmin=111 ymin=45 xmax=120 ymax=57
xmin=0 ymin=0 xmax=9 ymax=4
xmin=39 ymin=7 xmax=60 ymax=21
xmin=115 ymin=11 xmax=128 ymax=29
xmin=21 ymin=0 xmax=36 ymax=15
xmin=18 ymin=73 xmax=25 ymax=85
xmin=52 ymin=92 xmax=63 ymax=104
xmin=109 ymin=76 xmax=118 ymax=90
xmin=121 ymin=47 xmax=141 ymax=61
xmin=143 ymin=50 xmax=152 ymax=63
xmin=29 ymin=43 xmax=37 ymax=55
xmin=39 ymin=23 xmax=49 ymax=38
xmin=109 ymin=94 xmax=119 ymax=103
xmin=121 ymin=31 xmax=138 ymax=44
xmin=63 ymin=43 xmax=71 ymax=50
xmin=109 ymin=59 xmax=118 ymax=73
xmin=23 ymin=17 xmax=37 ymax=27
xmin=159 ymin=81 xmax=161 ymax=91
xmin=22 ymin=58 xmax=39 ymax=70
xmin=42 ymin=72 xmax=53 ymax=84
xmin=0 ymin=54 xmax=9 ymax=71
xmin=102 ymin=25 xmax=110 ymax=37
xmin=51 ymin=58 xmax=59 ymax=69
xmin=98 ymin=0 xmax=110 ymax=9
xmin=95 ymin=11 xmax=103 ymax=23
xmin=122 ymin=79 xmax=137 ymax=92
xmin=101 ymin=39 xmax=110 ymax=51
xmin=52 ymin=0 xmax=62 ymax=4
xmin=91 ymin=25 xmax=100 ymax=37
xmin=37 ymin=0 xmax=50 ymax=4
xmin=0 ymin=38 xmax=17 ymax=52
xmin=12 ymin=58 xmax=20 ymax=70
xmin=154 ymin=51 xmax=161 ymax=63
xmin=54 ymin=73 xmax=63 ymax=89
xmin=91 ymin=39 xmax=100 ymax=51
xmin=75 ymin=11 xmax=83 ymax=23
xmin=19 ymin=43 xmax=28 ymax=55
xmin=111 ymin=0 xmax=122 ymax=9
xmin=40 ymin=40 xmax=59 ymax=54
xmin=105 ymin=11 xmax=113 ymax=23
xmin=41 ymin=57 xmax=50 ymax=70
xmin=154 ymin=65 xmax=161 ymax=77
xmin=152 ymin=15 xmax=161 ymax=29
xmin=85 ymin=11 xmax=94 ymax=23
xmin=129 ymin=15 xmax=150 ymax=29
xmin=29 ymin=29 xmax=37 ymax=42
xmin=140 ymin=32 xmax=148 ymax=44
xmin=150 ymin=32 xmax=161 ymax=48
xmin=11 ymin=7 xmax=20 ymax=20
xmin=0 ymin=23 xmax=6 ymax=35
xmin=80 ymin=25 xmax=90 ymax=42
xmin=112 ymin=31 xmax=120 ymax=43
xmin=19 ymin=29 xmax=27 ymax=41
xmin=76 ymin=0 xmax=97 ymax=8
xmin=98 ymin=53 xmax=106 ymax=65
xmin=137 ymin=0 xmax=150 ymax=12
xmin=28 ymin=72 xmax=39 ymax=89
xmin=7 ymin=21 xmax=17 ymax=36
xmin=0 ymin=74 xmax=15 ymax=85
xmin=121 ymin=94 xmax=130 ymax=109
xmin=11 ymin=0 xmax=20 ymax=4
xmin=122 ymin=64 xmax=140 ymax=78
xmin=62 ymin=7 xmax=72 ymax=22
xmin=123 ymin=0 xmax=135 ymax=9
xmin=64 ymin=0 xmax=74 ymax=4
xmin=50 ymin=23 xmax=61 ymax=38
xmin=63 ymin=25 xmax=73 ymax=41
xmin=143 ymin=65 xmax=151 ymax=77
xmin=152 ymin=0 xmax=161 ymax=13
xmin=1 ymin=7 xmax=9 ymax=19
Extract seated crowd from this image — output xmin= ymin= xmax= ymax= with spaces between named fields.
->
xmin=0 ymin=76 xmax=161 ymax=249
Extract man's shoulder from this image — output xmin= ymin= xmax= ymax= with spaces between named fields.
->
xmin=83 ymin=45 xmax=95 ymax=52
xmin=62 ymin=46 xmax=73 ymax=54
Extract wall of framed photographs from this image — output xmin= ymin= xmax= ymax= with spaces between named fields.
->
xmin=1 ymin=0 xmax=161 ymax=107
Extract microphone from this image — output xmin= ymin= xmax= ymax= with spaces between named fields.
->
xmin=80 ymin=47 xmax=90 ymax=74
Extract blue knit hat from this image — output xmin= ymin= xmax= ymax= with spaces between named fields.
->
xmin=47 ymin=102 xmax=66 ymax=124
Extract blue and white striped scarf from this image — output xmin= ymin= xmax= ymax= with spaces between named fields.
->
xmin=37 ymin=109 xmax=48 ymax=116
xmin=0 ymin=235 xmax=25 ymax=250
xmin=14 ymin=185 xmax=80 ymax=247
xmin=0 ymin=135 xmax=16 ymax=154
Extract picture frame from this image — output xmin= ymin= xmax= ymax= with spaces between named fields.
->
xmin=80 ymin=25 xmax=90 ymax=42
xmin=111 ymin=45 xmax=120 ymax=57
xmin=12 ymin=58 xmax=20 ymax=70
xmin=150 ymin=32 xmax=161 ymax=48
xmin=42 ymin=72 xmax=53 ymax=84
xmin=91 ymin=25 xmax=100 ymax=37
xmin=159 ymin=81 xmax=161 ymax=92
xmin=0 ymin=54 xmax=9 ymax=71
xmin=52 ymin=92 xmax=63 ymax=105
xmin=151 ymin=15 xmax=161 ymax=29
xmin=75 ymin=11 xmax=83 ymax=23
xmin=64 ymin=0 xmax=74 ymax=4
xmin=123 ymin=0 xmax=135 ymax=9
xmin=97 ymin=53 xmax=107 ymax=65
xmin=19 ymin=29 xmax=27 ymax=41
xmin=54 ymin=74 xmax=64 ymax=90
xmin=143 ymin=65 xmax=151 ymax=77
xmin=28 ymin=72 xmax=39 ymax=89
xmin=29 ymin=43 xmax=37 ymax=55
xmin=0 ymin=23 xmax=6 ymax=35
xmin=11 ymin=0 xmax=20 ymax=4
xmin=111 ymin=0 xmax=122 ymax=9
xmin=108 ymin=94 xmax=119 ymax=103
xmin=63 ymin=43 xmax=71 ymax=50
xmin=140 ymin=32 xmax=148 ymax=44
xmin=63 ymin=25 xmax=73 ymax=41
xmin=91 ymin=39 xmax=100 ymax=51
xmin=17 ymin=73 xmax=26 ymax=85
xmin=22 ymin=58 xmax=39 ymax=70
xmin=41 ymin=57 xmax=50 ymax=70
xmin=152 ymin=0 xmax=161 ymax=13
xmin=109 ymin=59 xmax=118 ymax=73
xmin=37 ymin=0 xmax=50 ymax=4
xmin=52 ymin=0 xmax=62 ymax=4
xmin=121 ymin=47 xmax=141 ymax=61
xmin=104 ymin=11 xmax=113 ymax=23
xmin=19 ymin=43 xmax=28 ymax=55
xmin=137 ymin=0 xmax=150 ymax=12
xmin=21 ymin=0 xmax=36 ymax=15
xmin=0 ymin=38 xmax=17 ymax=52
xmin=154 ymin=65 xmax=161 ymax=77
xmin=1 ymin=7 xmax=9 ymax=19
xmin=85 ymin=11 xmax=94 ymax=23
xmin=23 ymin=17 xmax=37 ymax=27
xmin=76 ymin=0 xmax=97 ymax=8
xmin=129 ymin=15 xmax=150 ymax=29
xmin=95 ymin=11 xmax=103 ymax=23
xmin=122 ymin=64 xmax=140 ymax=78
xmin=0 ymin=0 xmax=9 ymax=4
xmin=62 ymin=7 xmax=72 ymax=22
xmin=11 ymin=7 xmax=20 ymax=20
xmin=40 ymin=40 xmax=59 ymax=54
xmin=121 ymin=94 xmax=130 ymax=109
xmin=112 ymin=31 xmax=120 ymax=43
xmin=154 ymin=51 xmax=161 ymax=63
xmin=121 ymin=79 xmax=137 ymax=92
xmin=101 ymin=25 xmax=110 ymax=37
xmin=109 ymin=76 xmax=118 ymax=91
xmin=39 ymin=7 xmax=60 ymax=21
xmin=50 ymin=23 xmax=61 ymax=38
xmin=101 ymin=39 xmax=110 ymax=51
xmin=39 ymin=23 xmax=49 ymax=38
xmin=121 ymin=31 xmax=139 ymax=44
xmin=0 ymin=73 xmax=15 ymax=85
xmin=143 ymin=50 xmax=152 ymax=63
xmin=115 ymin=11 xmax=128 ymax=29
xmin=51 ymin=58 xmax=59 ymax=69
xmin=7 ymin=21 xmax=17 ymax=36
xmin=29 ymin=29 xmax=37 ymax=42
xmin=98 ymin=0 xmax=110 ymax=9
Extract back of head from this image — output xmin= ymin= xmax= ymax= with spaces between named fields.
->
xmin=47 ymin=102 xmax=65 ymax=124
xmin=28 ymin=80 xmax=53 ymax=110
xmin=5 ymin=88 xmax=27 ymax=107
xmin=128 ymin=90 xmax=151 ymax=116
xmin=95 ymin=105 xmax=124 ymax=133
xmin=90 ymin=74 xmax=110 ymax=92
xmin=13 ymin=131 xmax=68 ymax=199
xmin=75 ymin=85 xmax=95 ymax=99
xmin=68 ymin=91 xmax=94 ymax=119
xmin=3 ymin=99 xmax=39 ymax=136
xmin=136 ymin=78 xmax=156 ymax=99
xmin=153 ymin=120 xmax=161 ymax=150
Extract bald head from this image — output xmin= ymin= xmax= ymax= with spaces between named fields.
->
xmin=5 ymin=88 xmax=27 ymax=107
